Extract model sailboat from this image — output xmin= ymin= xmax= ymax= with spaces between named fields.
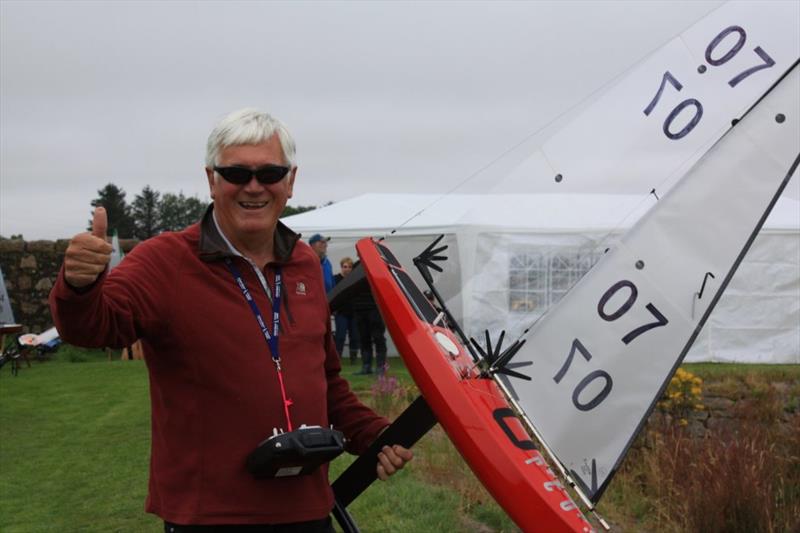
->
xmin=500 ymin=61 xmax=799 ymax=504
xmin=330 ymin=1 xmax=799 ymax=531
xmin=477 ymin=0 xmax=800 ymax=505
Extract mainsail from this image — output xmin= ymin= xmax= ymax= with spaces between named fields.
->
xmin=499 ymin=47 xmax=799 ymax=503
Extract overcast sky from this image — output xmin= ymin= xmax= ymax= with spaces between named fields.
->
xmin=0 ymin=0 xmax=735 ymax=240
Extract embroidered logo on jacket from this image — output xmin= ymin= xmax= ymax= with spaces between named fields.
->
xmin=296 ymin=282 xmax=307 ymax=296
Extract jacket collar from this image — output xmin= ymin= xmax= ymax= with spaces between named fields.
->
xmin=198 ymin=203 xmax=300 ymax=265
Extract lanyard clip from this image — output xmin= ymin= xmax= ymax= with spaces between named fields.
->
xmin=273 ymin=358 xmax=282 ymax=372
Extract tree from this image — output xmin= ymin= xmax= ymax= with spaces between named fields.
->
xmin=131 ymin=186 xmax=162 ymax=240
xmin=88 ymin=183 xmax=135 ymax=238
xmin=183 ymin=196 xmax=207 ymax=226
xmin=159 ymin=193 xmax=208 ymax=232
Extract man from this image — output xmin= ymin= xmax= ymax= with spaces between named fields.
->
xmin=353 ymin=276 xmax=388 ymax=376
xmin=333 ymin=257 xmax=359 ymax=364
xmin=50 ymin=108 xmax=411 ymax=531
xmin=309 ymin=234 xmax=334 ymax=293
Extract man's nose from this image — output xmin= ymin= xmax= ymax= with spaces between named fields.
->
xmin=242 ymin=174 xmax=265 ymax=191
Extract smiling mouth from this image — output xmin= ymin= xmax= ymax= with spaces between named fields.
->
xmin=239 ymin=201 xmax=267 ymax=210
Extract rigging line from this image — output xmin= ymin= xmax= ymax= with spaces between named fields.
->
xmin=386 ymin=1 xmax=725 ymax=238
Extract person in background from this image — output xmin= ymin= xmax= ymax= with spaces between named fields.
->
xmin=333 ymin=257 xmax=359 ymax=365
xmin=50 ymin=108 xmax=411 ymax=532
xmin=353 ymin=275 xmax=387 ymax=376
xmin=309 ymin=234 xmax=334 ymax=293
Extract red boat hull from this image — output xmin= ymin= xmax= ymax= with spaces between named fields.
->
xmin=357 ymin=238 xmax=594 ymax=533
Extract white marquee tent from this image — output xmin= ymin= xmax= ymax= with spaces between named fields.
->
xmin=284 ymin=193 xmax=800 ymax=364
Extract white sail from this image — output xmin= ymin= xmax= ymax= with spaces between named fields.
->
xmin=0 ymin=266 xmax=16 ymax=325
xmin=109 ymin=230 xmax=124 ymax=270
xmin=503 ymin=61 xmax=799 ymax=502
xmin=498 ymin=1 xmax=799 ymax=196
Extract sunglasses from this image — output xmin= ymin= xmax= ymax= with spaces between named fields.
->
xmin=214 ymin=165 xmax=290 ymax=185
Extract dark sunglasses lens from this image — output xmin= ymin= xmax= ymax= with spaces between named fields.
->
xmin=217 ymin=167 xmax=252 ymax=184
xmin=254 ymin=166 xmax=289 ymax=184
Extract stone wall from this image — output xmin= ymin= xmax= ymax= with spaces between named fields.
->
xmin=0 ymin=238 xmax=138 ymax=333
xmin=648 ymin=379 xmax=798 ymax=439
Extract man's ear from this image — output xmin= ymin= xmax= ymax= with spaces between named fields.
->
xmin=287 ymin=166 xmax=297 ymax=199
xmin=205 ymin=167 xmax=216 ymax=199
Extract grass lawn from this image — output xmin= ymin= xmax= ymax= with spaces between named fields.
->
xmin=684 ymin=361 xmax=800 ymax=381
xmin=0 ymin=350 xmax=154 ymax=532
xmin=2 ymin=345 xmax=796 ymax=532
xmin=0 ymin=348 xmax=511 ymax=532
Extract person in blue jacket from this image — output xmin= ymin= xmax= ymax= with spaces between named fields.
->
xmin=309 ymin=234 xmax=334 ymax=293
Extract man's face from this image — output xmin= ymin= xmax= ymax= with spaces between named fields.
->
xmin=205 ymin=135 xmax=296 ymax=242
xmin=341 ymin=262 xmax=353 ymax=276
xmin=311 ymin=240 xmax=327 ymax=259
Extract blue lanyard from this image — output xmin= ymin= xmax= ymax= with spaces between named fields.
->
xmin=224 ymin=257 xmax=282 ymax=367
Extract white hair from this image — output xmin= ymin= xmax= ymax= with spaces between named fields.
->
xmin=205 ymin=108 xmax=297 ymax=168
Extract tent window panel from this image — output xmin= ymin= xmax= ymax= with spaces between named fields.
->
xmin=550 ymin=270 xmax=573 ymax=291
xmin=510 ymin=255 xmax=528 ymax=269
xmin=508 ymin=247 xmax=602 ymax=313
xmin=510 ymin=290 xmax=543 ymax=313
xmin=550 ymin=255 xmax=573 ymax=270
xmin=527 ymin=269 xmax=546 ymax=289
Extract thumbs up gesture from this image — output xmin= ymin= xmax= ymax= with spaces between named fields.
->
xmin=64 ymin=207 xmax=114 ymax=288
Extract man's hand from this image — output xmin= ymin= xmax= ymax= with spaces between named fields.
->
xmin=376 ymin=445 xmax=413 ymax=481
xmin=64 ymin=207 xmax=113 ymax=288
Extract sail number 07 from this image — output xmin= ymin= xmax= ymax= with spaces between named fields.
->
xmin=553 ymin=280 xmax=669 ymax=411
xmin=643 ymin=25 xmax=775 ymax=140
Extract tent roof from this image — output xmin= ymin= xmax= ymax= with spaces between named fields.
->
xmin=283 ymin=193 xmax=800 ymax=234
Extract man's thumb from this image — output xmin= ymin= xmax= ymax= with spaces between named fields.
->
xmin=92 ymin=207 xmax=108 ymax=239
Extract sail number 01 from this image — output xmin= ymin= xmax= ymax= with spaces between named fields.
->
xmin=643 ymin=25 xmax=775 ymax=140
xmin=553 ymin=280 xmax=669 ymax=412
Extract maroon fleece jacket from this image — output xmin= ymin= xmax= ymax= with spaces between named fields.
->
xmin=49 ymin=209 xmax=389 ymax=525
